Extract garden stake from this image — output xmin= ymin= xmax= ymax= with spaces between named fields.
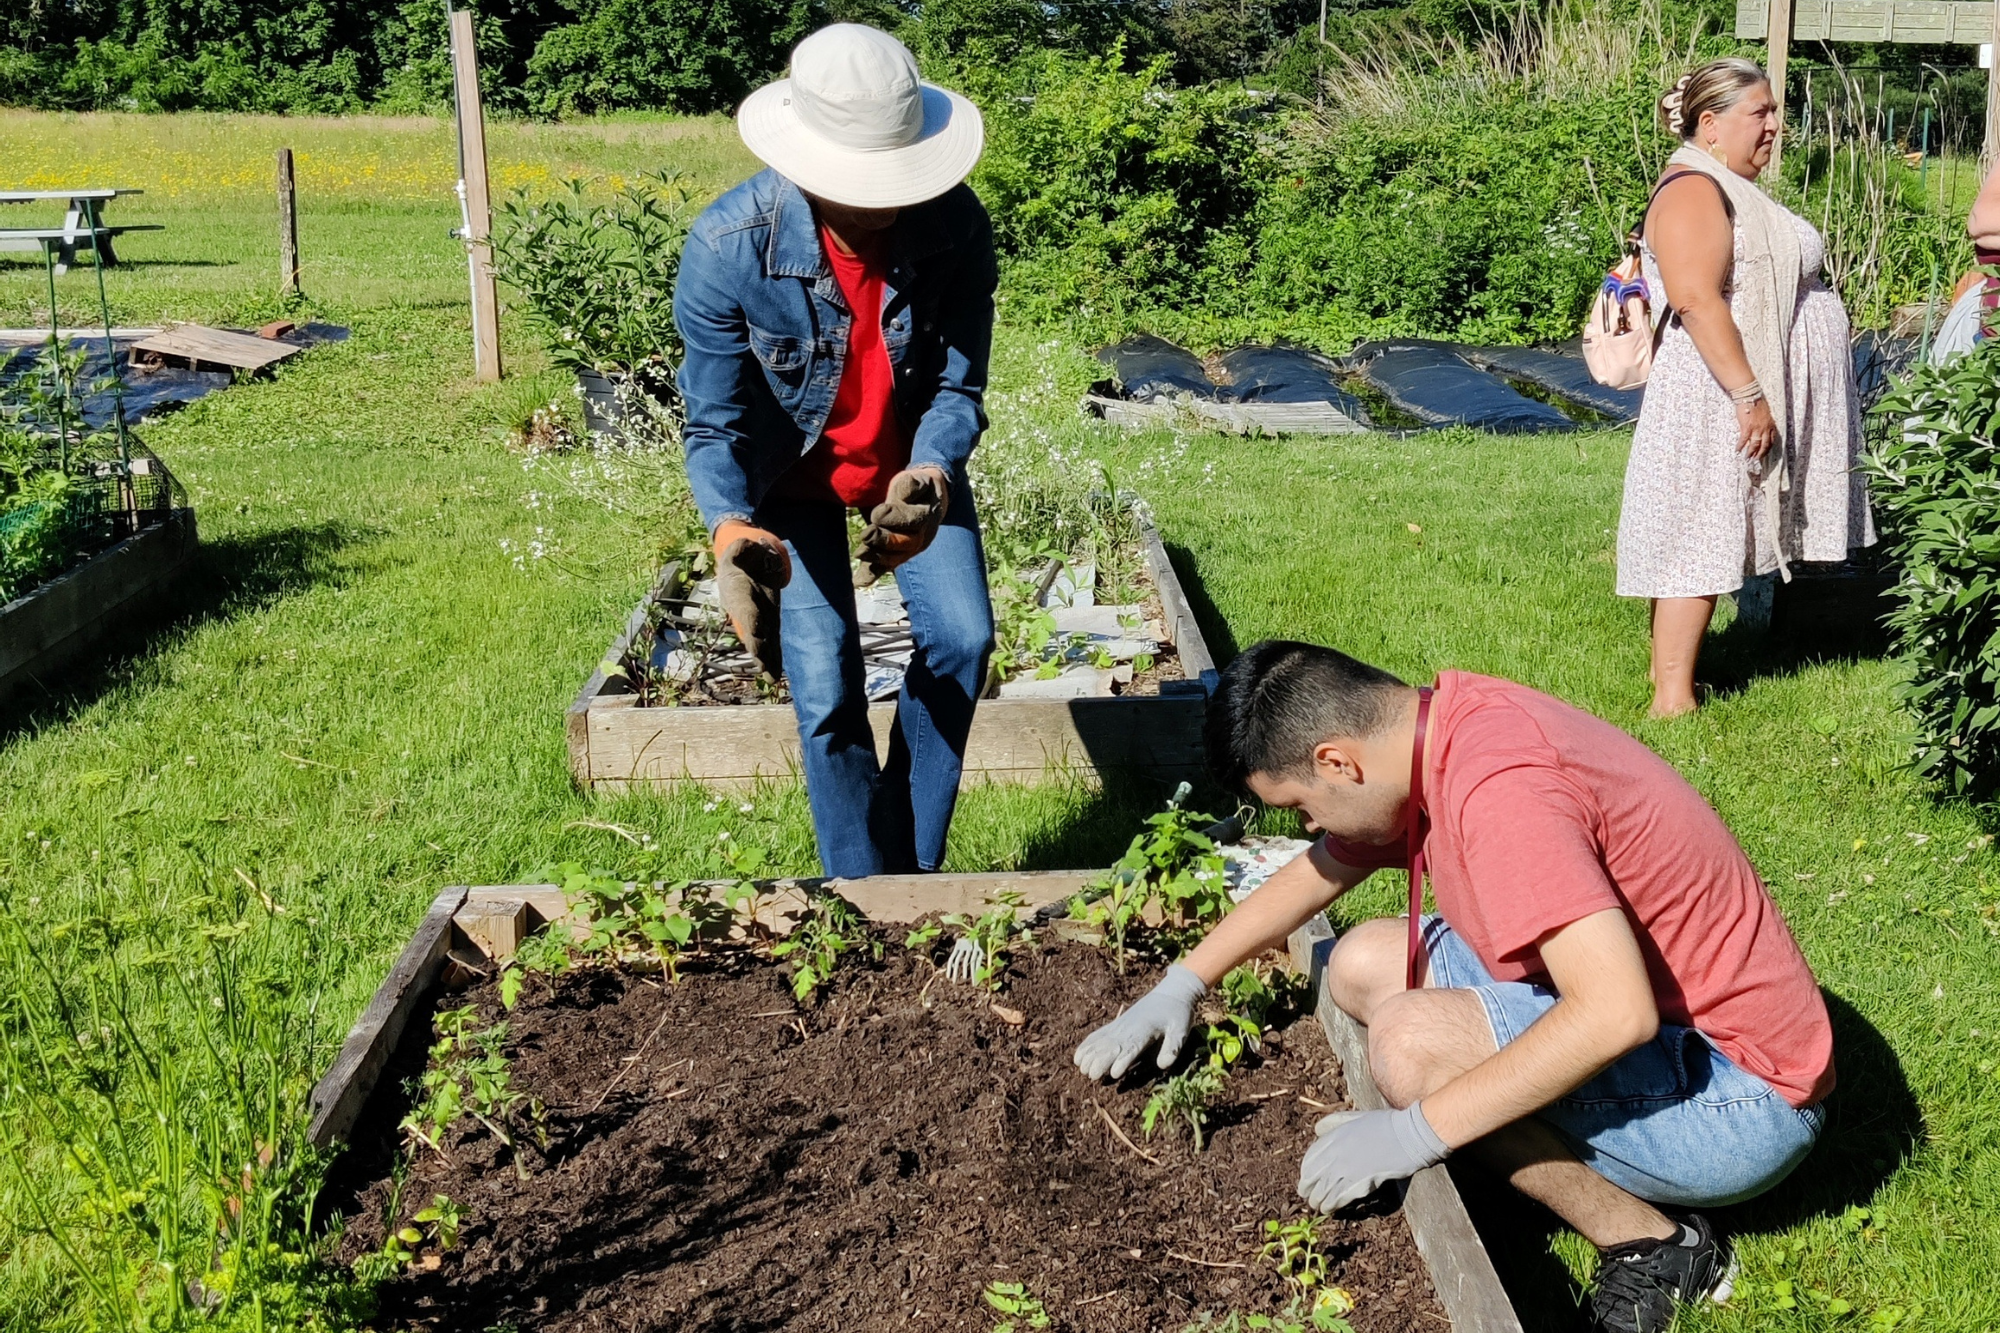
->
xmin=41 ymin=248 xmax=69 ymax=469
xmin=82 ymin=198 xmax=133 ymax=474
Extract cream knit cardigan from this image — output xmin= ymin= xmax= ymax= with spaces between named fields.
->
xmin=1664 ymin=143 xmax=1801 ymax=577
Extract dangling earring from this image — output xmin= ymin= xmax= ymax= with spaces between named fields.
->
xmin=1707 ymin=139 xmax=1728 ymax=168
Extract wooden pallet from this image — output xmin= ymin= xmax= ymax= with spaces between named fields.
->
xmin=566 ymin=521 xmax=1218 ymax=792
xmin=307 ymin=875 xmax=1522 ymax=1330
xmin=130 ymin=325 xmax=304 ymax=373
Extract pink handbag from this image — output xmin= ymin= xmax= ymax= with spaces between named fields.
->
xmin=1582 ymin=242 xmax=1663 ymax=389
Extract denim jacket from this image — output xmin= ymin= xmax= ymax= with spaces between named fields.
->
xmin=673 ymin=168 xmax=998 ymax=534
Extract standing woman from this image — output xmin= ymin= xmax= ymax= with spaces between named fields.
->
xmin=1618 ymin=58 xmax=1874 ymax=716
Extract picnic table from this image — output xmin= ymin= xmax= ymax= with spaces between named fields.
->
xmin=0 ymin=188 xmax=162 ymax=275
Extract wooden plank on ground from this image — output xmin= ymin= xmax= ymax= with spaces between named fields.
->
xmin=1084 ymin=393 xmax=1367 ymax=436
xmin=307 ymin=886 xmax=468 ymax=1148
xmin=1288 ymin=913 xmax=1524 ymax=1333
xmin=583 ymin=693 xmax=1205 ymax=791
xmin=130 ymin=324 xmax=303 ymax=372
xmin=1140 ymin=521 xmax=1216 ymax=680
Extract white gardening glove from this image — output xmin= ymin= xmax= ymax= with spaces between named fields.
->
xmin=1297 ymin=1103 xmax=1450 ymax=1214
xmin=1073 ymin=963 xmax=1206 ymax=1080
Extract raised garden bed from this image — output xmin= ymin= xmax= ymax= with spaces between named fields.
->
xmin=0 ymin=504 xmax=197 ymax=709
xmin=310 ymin=874 xmax=1519 ymax=1331
xmin=566 ymin=522 xmax=1216 ymax=792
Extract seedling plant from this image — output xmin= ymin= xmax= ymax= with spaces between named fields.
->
xmin=1071 ymin=785 xmax=1230 ymax=971
xmin=400 ymin=1006 xmax=545 ymax=1176
xmin=983 ymin=1281 xmax=1053 ymax=1332
xmin=773 ymin=892 xmax=880 ymax=1003
xmin=908 ymin=890 xmax=1033 ymax=991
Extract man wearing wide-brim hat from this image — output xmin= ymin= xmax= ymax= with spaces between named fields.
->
xmin=674 ymin=23 xmax=997 ymax=877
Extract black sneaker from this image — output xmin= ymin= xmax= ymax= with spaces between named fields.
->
xmin=1587 ymin=1214 xmax=1736 ymax=1333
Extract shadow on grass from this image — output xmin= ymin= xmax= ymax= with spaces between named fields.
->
xmin=1699 ymin=575 xmax=1893 ymax=704
xmin=0 ymin=521 xmax=354 ymax=742
xmin=1718 ymin=990 xmax=1922 ymax=1233
xmin=1011 ymin=770 xmax=1237 ymax=871
xmin=1165 ymin=540 xmax=1239 ymax=666
xmin=1453 ymin=988 xmax=1920 ymax=1331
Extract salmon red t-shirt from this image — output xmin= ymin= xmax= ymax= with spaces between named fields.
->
xmin=774 ymin=223 xmax=909 ymax=509
xmin=1321 ymin=671 xmax=1835 ymax=1108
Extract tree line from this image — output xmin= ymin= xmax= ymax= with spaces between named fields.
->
xmin=0 ymin=0 xmax=1501 ymax=116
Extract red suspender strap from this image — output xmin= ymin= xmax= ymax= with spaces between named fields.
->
xmin=1405 ymin=685 xmax=1434 ymax=991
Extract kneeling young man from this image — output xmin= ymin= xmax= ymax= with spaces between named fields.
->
xmin=1074 ymin=641 xmax=1831 ymax=1333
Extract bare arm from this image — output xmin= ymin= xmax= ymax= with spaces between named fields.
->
xmin=1417 ymin=908 xmax=1660 ymax=1149
xmin=1969 ymin=164 xmax=2000 ymax=249
xmin=1646 ymin=175 xmax=1777 ymax=461
xmin=1177 ymin=841 xmax=1374 ymax=988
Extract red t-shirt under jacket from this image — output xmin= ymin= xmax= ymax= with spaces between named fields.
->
xmin=1322 ymin=670 xmax=1835 ymax=1108
xmin=775 ymin=224 xmax=909 ymax=509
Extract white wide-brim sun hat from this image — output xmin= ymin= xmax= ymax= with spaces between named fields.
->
xmin=738 ymin=24 xmax=984 ymax=211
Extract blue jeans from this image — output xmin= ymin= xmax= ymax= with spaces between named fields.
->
xmin=756 ymin=468 xmax=993 ymax=877
xmin=1422 ymin=917 xmax=1824 ymax=1208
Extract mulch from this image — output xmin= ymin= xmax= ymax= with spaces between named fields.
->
xmin=332 ymin=938 xmax=1444 ymax=1332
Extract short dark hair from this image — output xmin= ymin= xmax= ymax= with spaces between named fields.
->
xmin=1205 ymin=640 xmax=1409 ymax=792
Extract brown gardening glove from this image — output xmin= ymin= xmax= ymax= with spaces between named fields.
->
xmin=713 ymin=521 xmax=791 ymax=680
xmin=854 ymin=466 xmax=950 ymax=587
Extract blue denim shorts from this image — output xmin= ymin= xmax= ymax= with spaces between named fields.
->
xmin=1422 ymin=916 xmax=1824 ymax=1208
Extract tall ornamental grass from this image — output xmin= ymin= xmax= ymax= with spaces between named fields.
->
xmin=1865 ymin=340 xmax=2000 ymax=805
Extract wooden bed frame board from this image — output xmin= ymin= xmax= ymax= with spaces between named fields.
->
xmin=1288 ymin=913 xmax=1524 ymax=1333
xmin=0 ymin=508 xmax=198 ymax=709
xmin=566 ymin=522 xmax=1215 ymax=792
xmin=309 ymin=875 xmax=1520 ymax=1329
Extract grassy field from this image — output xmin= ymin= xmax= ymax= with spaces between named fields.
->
xmin=2 ymin=111 xmax=1997 ymax=1332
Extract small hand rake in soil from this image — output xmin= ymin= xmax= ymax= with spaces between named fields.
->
xmin=941 ymin=814 xmax=1244 ymax=984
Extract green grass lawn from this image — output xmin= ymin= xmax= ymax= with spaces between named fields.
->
xmin=2 ymin=112 xmax=1997 ymax=1332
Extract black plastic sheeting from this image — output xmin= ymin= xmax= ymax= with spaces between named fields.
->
xmin=1343 ymin=339 xmax=1576 ymax=434
xmin=0 ymin=324 xmax=348 ymax=433
xmin=1451 ymin=342 xmax=1644 ymax=423
xmin=1094 ymin=333 xmax=1214 ymax=402
xmin=1214 ymin=342 xmax=1369 ymax=421
xmin=1851 ymin=331 xmax=1915 ymax=410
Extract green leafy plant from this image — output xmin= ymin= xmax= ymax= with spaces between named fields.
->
xmin=359 ymin=1192 xmax=467 ymax=1279
xmin=772 ymin=892 xmax=879 ymax=1003
xmin=1073 ymin=787 xmax=1228 ymax=970
xmin=492 ymin=171 xmax=697 ymax=387
xmin=982 ymin=1280 xmax=1053 ymax=1332
xmin=1181 ymin=1291 xmax=1357 ymax=1333
xmin=1142 ymin=1060 xmax=1227 ymax=1150
xmin=400 ymin=1008 xmax=543 ymax=1173
xmin=943 ymin=890 xmax=1034 ymax=991
xmin=1866 ymin=340 xmax=2000 ymax=802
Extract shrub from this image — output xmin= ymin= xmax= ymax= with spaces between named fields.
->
xmin=1864 ymin=341 xmax=2000 ymax=803
xmin=492 ymin=172 xmax=698 ymax=378
xmin=522 ymin=0 xmax=814 ymax=116
xmin=961 ymin=47 xmax=1268 ymax=328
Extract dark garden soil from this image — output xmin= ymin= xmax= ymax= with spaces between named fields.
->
xmin=332 ymin=939 xmax=1443 ymax=1332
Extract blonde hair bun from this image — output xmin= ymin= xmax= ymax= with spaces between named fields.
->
xmin=1661 ymin=57 xmax=1769 ymax=140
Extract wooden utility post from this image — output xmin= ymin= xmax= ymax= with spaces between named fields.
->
xmin=1987 ymin=0 xmax=2000 ymax=169
xmin=276 ymin=148 xmax=301 ymax=297
xmin=1766 ymin=0 xmax=1794 ymax=177
xmin=449 ymin=7 xmax=502 ymax=382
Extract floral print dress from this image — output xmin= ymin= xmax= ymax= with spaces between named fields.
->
xmin=1616 ymin=208 xmax=1875 ymax=599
